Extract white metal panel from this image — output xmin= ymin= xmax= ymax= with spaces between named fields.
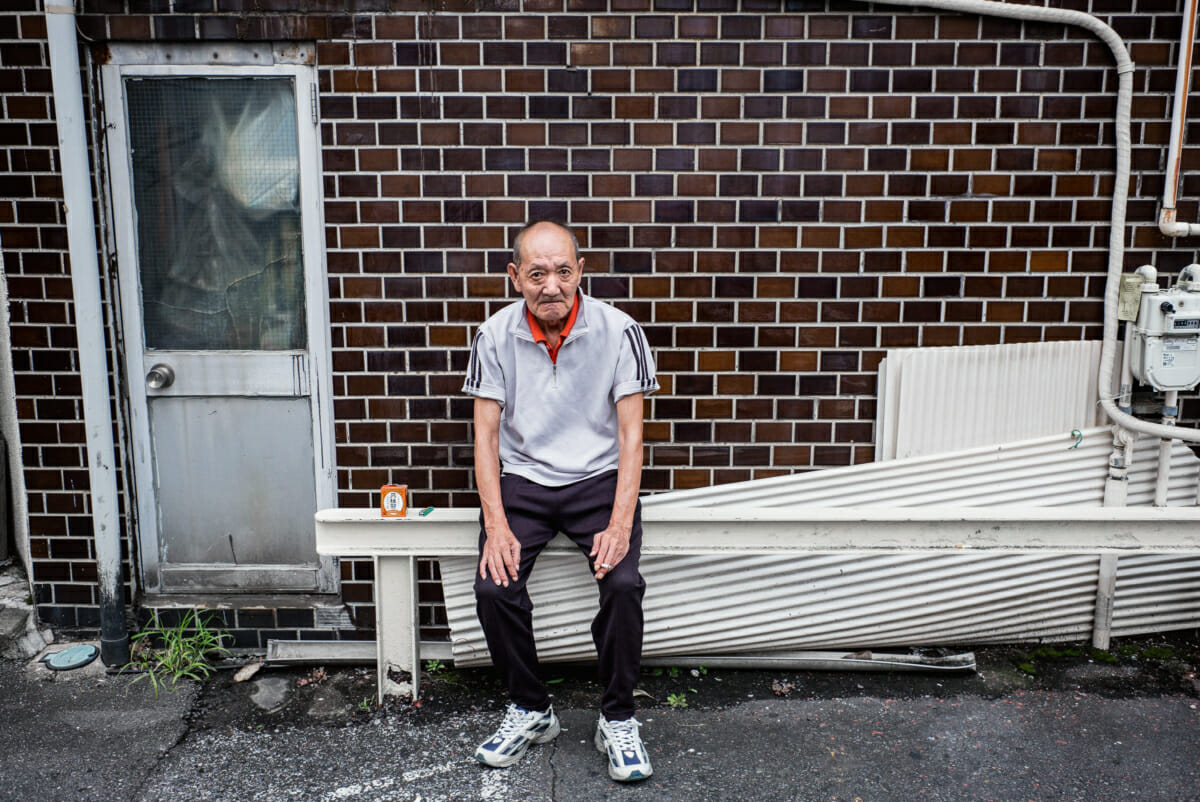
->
xmin=876 ymin=341 xmax=1102 ymax=460
xmin=440 ymin=552 xmax=1103 ymax=666
xmin=1111 ymin=554 xmax=1200 ymax=636
xmin=645 ymin=427 xmax=1199 ymax=510
xmin=141 ymin=351 xmax=310 ymax=397
xmin=151 ymin=396 xmax=317 ymax=570
xmin=318 ymin=504 xmax=1200 ymax=555
xmin=435 ymin=429 xmax=1200 ymax=664
xmin=433 ymin=342 xmax=1200 ymax=662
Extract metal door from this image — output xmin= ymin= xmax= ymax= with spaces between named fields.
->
xmin=102 ymin=47 xmax=336 ymax=594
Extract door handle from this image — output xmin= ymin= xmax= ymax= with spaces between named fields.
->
xmin=146 ymin=363 xmax=175 ymax=390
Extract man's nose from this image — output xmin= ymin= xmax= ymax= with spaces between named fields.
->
xmin=542 ymin=273 xmax=561 ymax=294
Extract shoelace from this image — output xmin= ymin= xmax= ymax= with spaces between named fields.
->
xmin=496 ymin=704 xmax=541 ymax=738
xmin=603 ymin=717 xmax=643 ymax=752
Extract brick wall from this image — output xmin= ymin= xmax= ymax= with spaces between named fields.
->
xmin=1 ymin=5 xmax=125 ymax=629
xmin=5 ymin=0 xmax=1200 ymax=637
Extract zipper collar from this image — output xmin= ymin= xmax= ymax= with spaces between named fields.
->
xmin=510 ymin=291 xmax=590 ymax=344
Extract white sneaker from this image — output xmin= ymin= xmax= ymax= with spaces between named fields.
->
xmin=594 ymin=714 xmax=653 ymax=782
xmin=475 ymin=704 xmax=560 ymax=768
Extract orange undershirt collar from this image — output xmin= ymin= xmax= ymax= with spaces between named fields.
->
xmin=526 ymin=294 xmax=580 ymax=364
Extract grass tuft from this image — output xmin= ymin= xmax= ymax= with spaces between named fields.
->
xmin=127 ymin=610 xmax=231 ymax=697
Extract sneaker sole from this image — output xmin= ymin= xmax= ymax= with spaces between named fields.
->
xmin=594 ymin=729 xmax=653 ymax=782
xmin=475 ymin=717 xmax=561 ymax=769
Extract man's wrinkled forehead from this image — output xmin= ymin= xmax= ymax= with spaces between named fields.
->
xmin=513 ymin=221 xmax=580 ymax=265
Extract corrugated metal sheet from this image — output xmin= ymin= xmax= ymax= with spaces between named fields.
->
xmin=440 ymin=552 xmax=1103 ymax=665
xmin=876 ymin=341 xmax=1103 ymax=460
xmin=1111 ymin=554 xmax=1200 ymax=637
xmin=442 ymin=331 xmax=1200 ymax=665
xmin=644 ymin=427 xmax=1199 ymax=509
xmin=440 ymin=428 xmax=1200 ymax=665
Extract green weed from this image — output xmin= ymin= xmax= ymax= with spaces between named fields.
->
xmin=1140 ymin=646 xmax=1175 ymax=660
xmin=128 ymin=610 xmax=231 ymax=697
xmin=666 ymin=692 xmax=688 ymax=709
xmin=1028 ymin=645 xmax=1082 ymax=661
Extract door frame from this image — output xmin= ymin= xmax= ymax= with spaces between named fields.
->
xmin=100 ymin=43 xmax=337 ymax=595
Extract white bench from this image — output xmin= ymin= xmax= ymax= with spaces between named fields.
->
xmin=315 ymin=505 xmax=1200 ymax=702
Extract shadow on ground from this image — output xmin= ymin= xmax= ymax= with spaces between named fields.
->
xmin=192 ymin=633 xmax=1200 ymax=733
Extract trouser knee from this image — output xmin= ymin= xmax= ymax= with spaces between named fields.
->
xmin=474 ymin=575 xmax=528 ymax=608
xmin=598 ymin=571 xmax=645 ymax=606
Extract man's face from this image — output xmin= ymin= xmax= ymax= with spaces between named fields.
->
xmin=507 ymin=223 xmax=583 ymax=330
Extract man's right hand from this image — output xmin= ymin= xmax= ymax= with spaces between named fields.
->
xmin=480 ymin=527 xmax=521 ymax=587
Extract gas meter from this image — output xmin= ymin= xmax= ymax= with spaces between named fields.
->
xmin=1130 ymin=264 xmax=1200 ymax=391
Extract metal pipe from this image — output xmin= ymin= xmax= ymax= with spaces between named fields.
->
xmin=866 ymin=0 xmax=1200 ymax=445
xmin=1119 ymin=322 xmax=1135 ymax=413
xmin=0 ymin=270 xmax=31 ymax=580
xmin=1155 ymin=390 xmax=1179 ymax=506
xmin=1107 ymin=316 xmax=1138 ymax=506
xmin=1160 ymin=0 xmax=1200 ymax=237
xmin=1124 ymin=265 xmax=1160 ymax=416
xmin=43 ymin=0 xmax=128 ymax=666
xmin=862 ymin=2 xmax=1200 ymax=446
xmin=1118 ymin=263 xmax=1156 ymax=414
xmin=1108 ymin=265 xmax=1160 ymax=505
xmin=643 ymin=651 xmax=977 ymax=674
xmin=1103 ymin=425 xmax=1132 ymax=507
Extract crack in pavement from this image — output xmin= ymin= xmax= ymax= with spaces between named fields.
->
xmin=548 ymin=728 xmax=560 ymax=800
xmin=128 ymin=681 xmax=203 ymax=802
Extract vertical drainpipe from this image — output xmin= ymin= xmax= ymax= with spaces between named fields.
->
xmin=1159 ymin=0 xmax=1200 ymax=237
xmin=43 ymin=1 xmax=128 ymax=666
xmin=0 ymin=272 xmax=31 ymax=576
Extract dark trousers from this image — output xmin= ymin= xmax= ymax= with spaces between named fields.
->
xmin=474 ymin=470 xmax=646 ymax=720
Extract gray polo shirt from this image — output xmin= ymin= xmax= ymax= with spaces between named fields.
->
xmin=463 ymin=292 xmax=659 ymax=487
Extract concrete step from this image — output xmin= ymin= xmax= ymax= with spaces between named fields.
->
xmin=0 ymin=562 xmax=49 ymax=660
xmin=0 ymin=607 xmax=28 ymax=641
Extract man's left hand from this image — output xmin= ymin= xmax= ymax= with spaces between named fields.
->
xmin=590 ymin=525 xmax=631 ymax=580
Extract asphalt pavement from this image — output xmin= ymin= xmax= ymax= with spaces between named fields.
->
xmin=2 ymin=642 xmax=1198 ymax=802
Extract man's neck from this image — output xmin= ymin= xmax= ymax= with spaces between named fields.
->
xmin=526 ymin=294 xmax=581 ymax=347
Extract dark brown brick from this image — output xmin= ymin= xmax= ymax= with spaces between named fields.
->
xmin=13 ymin=0 xmax=1193 ymax=632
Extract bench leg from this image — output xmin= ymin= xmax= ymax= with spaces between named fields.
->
xmin=374 ymin=555 xmax=421 ymax=703
xmin=1092 ymin=553 xmax=1118 ymax=651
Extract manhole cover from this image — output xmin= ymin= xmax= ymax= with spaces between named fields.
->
xmin=41 ymin=644 xmax=100 ymax=671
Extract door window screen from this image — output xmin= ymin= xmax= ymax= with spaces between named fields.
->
xmin=126 ymin=77 xmax=307 ymax=351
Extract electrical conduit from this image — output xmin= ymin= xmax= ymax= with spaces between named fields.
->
xmin=863 ymin=0 xmax=1200 ymax=449
xmin=1160 ymin=0 xmax=1200 ymax=237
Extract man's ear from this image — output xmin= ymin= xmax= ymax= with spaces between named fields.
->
xmin=577 ymin=256 xmax=585 ymax=274
xmin=506 ymin=263 xmax=520 ymax=289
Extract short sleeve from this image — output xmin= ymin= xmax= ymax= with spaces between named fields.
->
xmin=612 ymin=323 xmax=660 ymax=402
xmin=462 ymin=326 xmax=506 ymax=405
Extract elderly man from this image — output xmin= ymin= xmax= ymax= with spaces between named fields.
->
xmin=462 ymin=220 xmax=659 ymax=781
